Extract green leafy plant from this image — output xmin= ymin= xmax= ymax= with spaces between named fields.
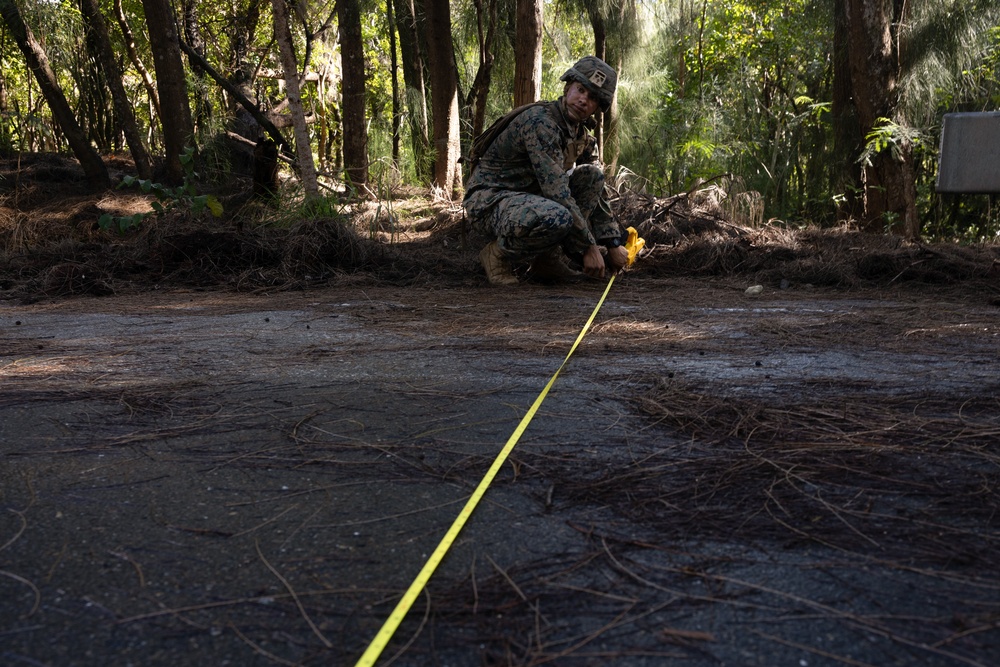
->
xmin=859 ymin=117 xmax=923 ymax=167
xmin=99 ymin=147 xmax=223 ymax=233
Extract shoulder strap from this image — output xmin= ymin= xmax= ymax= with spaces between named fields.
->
xmin=467 ymin=101 xmax=551 ymax=171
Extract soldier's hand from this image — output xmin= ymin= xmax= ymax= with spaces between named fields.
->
xmin=583 ymin=245 xmax=606 ymax=278
xmin=606 ymin=246 xmax=629 ymax=273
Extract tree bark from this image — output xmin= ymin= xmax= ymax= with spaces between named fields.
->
xmin=338 ymin=0 xmax=369 ymax=189
xmin=76 ymin=8 xmax=112 ymax=151
xmin=466 ymin=0 xmax=497 ymax=139
xmin=603 ymin=58 xmax=621 ymax=173
xmin=114 ymin=0 xmax=160 ymax=121
xmin=831 ymin=0 xmax=863 ymax=221
xmin=226 ymin=0 xmax=263 ymax=117
xmin=0 ymin=0 xmax=109 ymax=189
xmin=141 ymin=0 xmax=194 ymax=184
xmin=0 ymin=65 xmax=9 ymax=153
xmin=423 ymin=0 xmax=462 ymax=196
xmin=393 ymin=0 xmax=430 ymax=180
xmin=513 ymin=0 xmax=543 ymax=106
xmin=182 ymin=0 xmax=212 ymax=133
xmin=841 ymin=0 xmax=919 ymax=239
xmin=79 ymin=0 xmax=153 ymax=179
xmin=590 ymin=11 xmax=607 ymax=158
xmin=272 ymin=0 xmax=320 ymax=200
xmin=387 ymin=0 xmax=400 ymax=166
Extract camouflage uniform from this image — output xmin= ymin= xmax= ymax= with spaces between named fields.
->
xmin=463 ymin=99 xmax=621 ymax=264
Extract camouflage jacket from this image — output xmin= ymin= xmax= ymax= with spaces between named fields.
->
xmin=463 ymin=98 xmax=618 ymax=248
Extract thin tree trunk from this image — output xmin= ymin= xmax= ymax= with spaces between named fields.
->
xmin=226 ymin=0 xmax=263 ymax=119
xmin=272 ymin=0 xmax=319 ymax=200
xmin=603 ymin=57 xmax=621 ymax=173
xmin=178 ymin=39 xmax=290 ymax=154
xmin=466 ymin=0 xmax=496 ymax=139
xmin=76 ymin=13 xmax=110 ymax=150
xmin=314 ymin=31 xmax=341 ymax=171
xmin=338 ymin=0 xmax=369 ymax=189
xmin=831 ymin=0 xmax=862 ymax=222
xmin=388 ymin=0 xmax=400 ymax=166
xmin=590 ymin=11 xmax=607 ymax=158
xmin=697 ymin=0 xmax=707 ymax=102
xmin=79 ymin=0 xmax=152 ymax=179
xmin=393 ymin=0 xmax=430 ymax=181
xmin=0 ymin=0 xmax=109 ymax=189
xmin=0 ymin=66 xmax=9 ymax=152
xmin=424 ymin=0 xmax=462 ymax=196
xmin=141 ymin=0 xmax=194 ymax=184
xmin=114 ymin=0 xmax=160 ymax=120
xmin=513 ymin=0 xmax=542 ymax=106
xmin=182 ymin=0 xmax=212 ymax=133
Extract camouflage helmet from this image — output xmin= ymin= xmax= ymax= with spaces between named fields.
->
xmin=560 ymin=56 xmax=617 ymax=112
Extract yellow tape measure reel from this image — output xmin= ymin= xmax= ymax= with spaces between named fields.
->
xmin=625 ymin=226 xmax=645 ymax=267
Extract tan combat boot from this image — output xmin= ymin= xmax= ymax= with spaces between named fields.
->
xmin=528 ymin=247 xmax=583 ymax=282
xmin=479 ymin=241 xmax=518 ymax=285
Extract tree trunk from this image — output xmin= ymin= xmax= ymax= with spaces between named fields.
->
xmin=339 ymin=0 xmax=369 ymax=189
xmin=466 ymin=0 xmax=497 ymax=139
xmin=0 ymin=0 xmax=109 ymax=189
xmin=831 ymin=0 xmax=863 ymax=222
xmin=603 ymin=58 xmax=621 ymax=173
xmin=393 ymin=0 xmax=430 ymax=181
xmin=76 ymin=11 xmax=112 ymax=151
xmin=387 ymin=0 xmax=400 ymax=166
xmin=141 ymin=0 xmax=194 ymax=184
xmin=0 ymin=66 xmax=9 ymax=153
xmin=182 ymin=0 xmax=212 ymax=133
xmin=79 ymin=0 xmax=153 ymax=179
xmin=272 ymin=0 xmax=320 ymax=200
xmin=590 ymin=11 xmax=607 ymax=158
xmin=423 ymin=0 xmax=462 ymax=196
xmin=513 ymin=0 xmax=542 ymax=106
xmin=841 ymin=0 xmax=919 ymax=239
xmin=115 ymin=0 xmax=160 ymax=122
xmin=177 ymin=39 xmax=290 ymax=154
xmin=226 ymin=0 xmax=263 ymax=120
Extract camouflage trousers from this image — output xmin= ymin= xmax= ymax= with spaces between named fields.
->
xmin=477 ymin=164 xmax=611 ymax=262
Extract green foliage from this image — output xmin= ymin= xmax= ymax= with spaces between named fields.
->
xmin=263 ymin=192 xmax=347 ymax=229
xmin=615 ymin=0 xmax=835 ymax=219
xmin=301 ymin=195 xmax=345 ymax=219
xmin=859 ymin=118 xmax=924 ymax=168
xmin=98 ymin=148 xmax=222 ymax=233
xmin=363 ymin=9 xmax=394 ymax=132
xmin=366 ymin=157 xmax=401 ymax=240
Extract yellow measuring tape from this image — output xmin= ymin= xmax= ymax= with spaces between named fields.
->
xmin=354 ymin=230 xmax=643 ymax=666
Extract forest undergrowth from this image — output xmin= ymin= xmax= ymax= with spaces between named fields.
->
xmin=1 ymin=153 xmax=999 ymax=303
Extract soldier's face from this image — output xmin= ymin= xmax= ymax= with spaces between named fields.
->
xmin=564 ymin=82 xmax=600 ymax=121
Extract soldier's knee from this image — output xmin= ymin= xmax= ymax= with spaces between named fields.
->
xmin=542 ymin=206 xmax=574 ymax=233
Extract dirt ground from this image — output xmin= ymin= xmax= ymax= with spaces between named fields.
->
xmin=1 ymin=155 xmax=999 ymax=666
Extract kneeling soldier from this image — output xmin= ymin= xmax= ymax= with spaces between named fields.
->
xmin=463 ymin=56 xmax=628 ymax=285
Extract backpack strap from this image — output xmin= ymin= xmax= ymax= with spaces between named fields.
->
xmin=465 ymin=101 xmax=551 ymax=178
